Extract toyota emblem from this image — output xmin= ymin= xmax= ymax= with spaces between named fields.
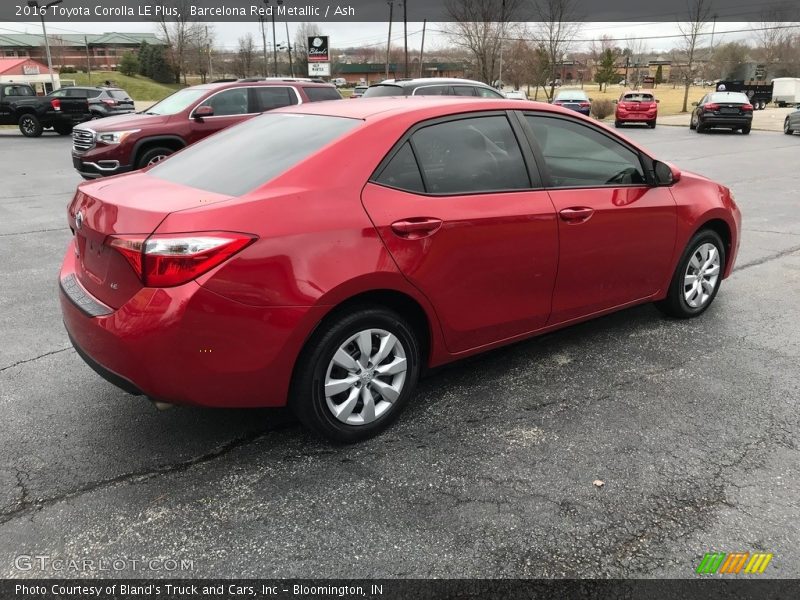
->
xmin=75 ymin=211 xmax=84 ymax=230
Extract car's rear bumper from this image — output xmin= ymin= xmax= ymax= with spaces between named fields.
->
xmin=59 ymin=246 xmax=325 ymax=408
xmin=616 ymin=111 xmax=657 ymax=122
xmin=700 ymin=115 xmax=753 ymax=128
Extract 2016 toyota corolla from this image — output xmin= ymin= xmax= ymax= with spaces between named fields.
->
xmin=60 ymin=97 xmax=741 ymax=442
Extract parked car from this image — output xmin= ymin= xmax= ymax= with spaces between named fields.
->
xmin=690 ymin=91 xmax=754 ymax=134
xmin=784 ymin=107 xmax=800 ymax=135
xmin=60 ymin=96 xmax=741 ymax=442
xmin=714 ymin=80 xmax=771 ymax=110
xmin=351 ymin=85 xmax=368 ymax=98
xmin=48 ymin=86 xmax=135 ymax=119
xmin=552 ymin=90 xmax=592 ymax=115
xmin=362 ymin=78 xmax=504 ymax=98
xmin=71 ymin=80 xmax=342 ymax=179
xmin=332 ymin=78 xmax=347 ymax=88
xmin=614 ymin=90 xmax=659 ymax=128
xmin=505 ymin=90 xmax=529 ymax=100
xmin=0 ymin=83 xmax=91 ymax=137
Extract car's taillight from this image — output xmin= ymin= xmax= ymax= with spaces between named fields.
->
xmin=579 ymin=102 xmax=591 ymax=107
xmin=108 ymin=232 xmax=256 ymax=287
xmin=50 ymin=98 xmax=61 ymax=111
xmin=101 ymin=98 xmax=118 ymax=106
xmin=704 ymin=103 xmax=720 ymax=111
xmin=742 ymin=103 xmax=753 ymax=112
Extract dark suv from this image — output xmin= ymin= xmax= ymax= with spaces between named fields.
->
xmin=71 ymin=80 xmax=341 ymax=179
xmin=362 ymin=78 xmax=504 ymax=98
xmin=49 ymin=86 xmax=134 ymax=118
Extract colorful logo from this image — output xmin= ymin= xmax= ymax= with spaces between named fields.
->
xmin=696 ymin=552 xmax=773 ymax=574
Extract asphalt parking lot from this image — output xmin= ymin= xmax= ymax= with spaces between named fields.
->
xmin=1 ymin=125 xmax=799 ymax=579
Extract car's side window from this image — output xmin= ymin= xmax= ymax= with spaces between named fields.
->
xmin=477 ymin=87 xmax=504 ymax=98
xmin=524 ymin=115 xmax=646 ymax=188
xmin=198 ymin=88 xmax=250 ymax=116
xmin=252 ymin=86 xmax=298 ymax=111
xmin=452 ymin=86 xmax=478 ymax=97
xmin=699 ymin=95 xmax=708 ymax=105
xmin=414 ymin=86 xmax=450 ymax=96
xmin=49 ymin=89 xmax=67 ymax=98
xmin=410 ymin=115 xmax=531 ymax=194
xmin=374 ymin=142 xmax=425 ymax=193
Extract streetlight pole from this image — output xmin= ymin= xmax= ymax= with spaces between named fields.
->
xmin=284 ymin=20 xmax=294 ymax=77
xmin=385 ymin=1 xmax=393 ymax=80
xmin=264 ymin=0 xmax=283 ymax=77
xmin=27 ymin=0 xmax=62 ymax=92
xmin=402 ymin=0 xmax=408 ymax=78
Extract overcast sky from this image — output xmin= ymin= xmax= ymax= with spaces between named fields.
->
xmin=1 ymin=20 xmax=756 ymax=53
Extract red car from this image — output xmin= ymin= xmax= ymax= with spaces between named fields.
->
xmin=60 ymin=97 xmax=741 ymax=442
xmin=71 ymin=79 xmax=342 ymax=179
xmin=614 ymin=90 xmax=659 ymax=128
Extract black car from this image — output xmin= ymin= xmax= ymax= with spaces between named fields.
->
xmin=362 ymin=78 xmax=504 ymax=98
xmin=784 ymin=108 xmax=800 ymax=136
xmin=690 ymin=91 xmax=753 ymax=134
xmin=48 ymin=86 xmax=135 ymax=119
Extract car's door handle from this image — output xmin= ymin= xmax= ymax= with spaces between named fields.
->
xmin=391 ymin=217 xmax=443 ymax=239
xmin=559 ymin=207 xmax=595 ymax=223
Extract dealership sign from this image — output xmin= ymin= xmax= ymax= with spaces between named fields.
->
xmin=307 ymin=36 xmax=329 ymax=62
xmin=308 ymin=62 xmax=331 ymax=77
xmin=22 ymin=65 xmax=40 ymax=75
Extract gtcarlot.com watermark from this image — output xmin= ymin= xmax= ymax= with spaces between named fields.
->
xmin=14 ymin=554 xmax=194 ymax=573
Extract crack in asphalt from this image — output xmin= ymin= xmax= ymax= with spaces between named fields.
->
xmin=0 ymin=227 xmax=68 ymax=237
xmin=0 ymin=347 xmax=72 ymax=374
xmin=0 ymin=425 xmax=289 ymax=526
xmin=733 ymin=243 xmax=800 ymax=272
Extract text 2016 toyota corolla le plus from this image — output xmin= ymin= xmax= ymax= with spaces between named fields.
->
xmin=60 ymin=97 xmax=741 ymax=442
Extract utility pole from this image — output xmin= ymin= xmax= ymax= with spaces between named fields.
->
xmin=385 ymin=1 xmax=393 ymax=80
xmin=84 ymin=35 xmax=91 ymax=85
xmin=27 ymin=0 xmax=63 ymax=91
xmin=402 ymin=0 xmax=408 ymax=78
xmin=264 ymin=0 xmax=281 ymax=77
xmin=205 ymin=25 xmax=212 ymax=82
xmin=284 ymin=20 xmax=294 ymax=77
xmin=418 ymin=19 xmax=426 ymax=78
xmin=498 ymin=0 xmax=506 ymax=88
xmin=259 ymin=16 xmax=269 ymax=76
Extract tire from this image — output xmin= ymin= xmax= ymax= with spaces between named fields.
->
xmin=614 ymin=120 xmax=621 ymax=128
xmin=696 ymin=121 xmax=706 ymax=133
xmin=136 ymin=146 xmax=174 ymax=169
xmin=648 ymin=120 xmax=656 ymax=129
xmin=54 ymin=124 xmax=73 ymax=136
xmin=785 ymin=118 xmax=794 ymax=135
xmin=656 ymin=229 xmax=726 ymax=319
xmin=18 ymin=113 xmax=43 ymax=137
xmin=741 ymin=126 xmax=751 ymax=135
xmin=290 ymin=307 xmax=422 ymax=443
xmin=689 ymin=116 xmax=696 ymax=130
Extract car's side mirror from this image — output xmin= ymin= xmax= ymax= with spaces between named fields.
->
xmin=691 ymin=101 xmax=698 ymax=107
xmin=193 ymin=105 xmax=214 ymax=120
xmin=613 ymin=99 xmax=618 ymax=104
xmin=654 ymin=160 xmax=681 ymax=185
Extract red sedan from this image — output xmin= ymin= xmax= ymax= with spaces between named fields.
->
xmin=60 ymin=97 xmax=741 ymax=442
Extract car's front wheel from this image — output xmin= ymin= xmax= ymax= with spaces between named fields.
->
xmin=656 ymin=229 xmax=726 ymax=319
xmin=290 ymin=307 xmax=421 ymax=442
xmin=785 ymin=118 xmax=794 ymax=135
xmin=18 ymin=114 xmax=43 ymax=137
xmin=137 ymin=147 xmax=174 ymax=169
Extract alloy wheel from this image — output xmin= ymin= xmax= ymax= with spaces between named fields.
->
xmin=683 ymin=243 xmax=721 ymax=309
xmin=20 ymin=117 xmax=35 ymax=135
xmin=324 ymin=329 xmax=407 ymax=426
xmin=147 ymin=154 xmax=168 ymax=166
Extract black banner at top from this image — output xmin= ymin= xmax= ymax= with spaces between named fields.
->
xmin=2 ymin=0 xmax=799 ymax=22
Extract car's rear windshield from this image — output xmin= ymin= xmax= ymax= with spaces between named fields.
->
xmin=108 ymin=89 xmax=131 ymax=100
xmin=362 ymin=85 xmax=401 ymax=97
xmin=709 ymin=92 xmax=749 ymax=104
xmin=145 ymin=88 xmax=207 ymax=115
xmin=622 ymin=93 xmax=654 ymax=102
xmin=555 ymin=92 xmax=588 ymax=101
xmin=147 ymin=113 xmax=361 ymax=196
xmin=303 ymin=86 xmax=342 ymax=102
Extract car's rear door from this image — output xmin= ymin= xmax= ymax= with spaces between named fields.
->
xmin=186 ymin=86 xmax=260 ymax=144
xmin=361 ymin=111 xmax=559 ymax=353
xmin=520 ymin=112 xmax=677 ymax=324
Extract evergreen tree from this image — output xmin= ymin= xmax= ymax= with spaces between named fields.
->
xmin=594 ymin=49 xmax=618 ymax=92
xmin=655 ymin=64 xmax=663 ymax=87
xmin=119 ymin=52 xmax=139 ymax=77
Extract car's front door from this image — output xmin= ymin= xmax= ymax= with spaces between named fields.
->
xmin=186 ymin=87 xmax=256 ymax=144
xmin=521 ymin=113 xmax=677 ymax=324
xmin=362 ymin=112 xmax=559 ymax=353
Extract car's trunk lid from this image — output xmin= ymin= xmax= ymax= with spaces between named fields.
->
xmin=67 ymin=173 xmax=234 ymax=309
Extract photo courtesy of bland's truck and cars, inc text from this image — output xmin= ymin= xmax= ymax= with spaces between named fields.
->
xmin=1 ymin=0 xmax=799 ymax=598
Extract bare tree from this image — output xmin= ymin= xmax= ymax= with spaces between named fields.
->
xmin=234 ymin=33 xmax=256 ymax=78
xmin=444 ymin=0 xmax=526 ymax=85
xmin=532 ymin=0 xmax=582 ymax=101
xmin=676 ymin=0 xmax=712 ymax=112
xmin=751 ymin=6 xmax=796 ymax=67
xmin=187 ymin=25 xmax=214 ymax=83
xmin=294 ymin=23 xmax=323 ymax=78
xmin=623 ymin=35 xmax=649 ymax=88
xmin=156 ymin=0 xmax=203 ymax=84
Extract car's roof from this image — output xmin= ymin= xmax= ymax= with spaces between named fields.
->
xmin=191 ymin=80 xmax=334 ymax=91
xmin=374 ymin=78 xmax=494 ymax=88
xmin=272 ymin=95 xmax=574 ymax=122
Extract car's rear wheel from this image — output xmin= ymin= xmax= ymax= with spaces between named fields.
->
xmin=18 ymin=114 xmax=43 ymax=137
xmin=648 ymin=120 xmax=657 ymax=129
xmin=741 ymin=126 xmax=751 ymax=134
xmin=290 ymin=307 xmax=421 ymax=443
xmin=689 ymin=115 xmax=697 ymax=130
xmin=614 ymin=120 xmax=621 ymax=128
xmin=785 ymin=118 xmax=794 ymax=135
xmin=137 ymin=147 xmax=174 ymax=169
xmin=656 ymin=229 xmax=726 ymax=319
